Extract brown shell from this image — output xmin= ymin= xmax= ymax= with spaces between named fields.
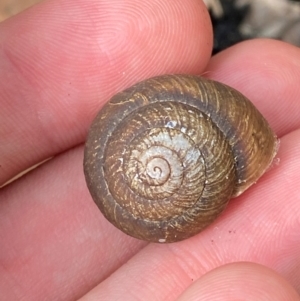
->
xmin=84 ymin=75 xmax=278 ymax=243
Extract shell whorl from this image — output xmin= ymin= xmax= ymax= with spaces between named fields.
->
xmin=84 ymin=75 xmax=277 ymax=243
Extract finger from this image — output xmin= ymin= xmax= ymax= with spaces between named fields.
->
xmin=176 ymin=262 xmax=300 ymax=301
xmin=205 ymin=39 xmax=300 ymax=137
xmin=0 ymin=145 xmax=147 ymax=301
xmin=0 ymin=0 xmax=212 ymax=185
xmin=78 ymin=130 xmax=300 ymax=300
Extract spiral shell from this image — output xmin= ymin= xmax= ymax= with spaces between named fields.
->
xmin=84 ymin=75 xmax=278 ymax=243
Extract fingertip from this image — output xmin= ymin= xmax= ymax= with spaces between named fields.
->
xmin=2 ymin=0 xmax=213 ymax=96
xmin=205 ymin=39 xmax=300 ymax=137
xmin=177 ymin=262 xmax=300 ymax=301
xmin=207 ymin=39 xmax=299 ymax=88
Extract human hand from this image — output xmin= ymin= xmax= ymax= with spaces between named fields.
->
xmin=0 ymin=0 xmax=300 ymax=300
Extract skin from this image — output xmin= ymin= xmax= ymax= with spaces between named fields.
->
xmin=0 ymin=0 xmax=300 ymax=300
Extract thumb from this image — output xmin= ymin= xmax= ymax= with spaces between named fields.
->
xmin=177 ymin=262 xmax=300 ymax=301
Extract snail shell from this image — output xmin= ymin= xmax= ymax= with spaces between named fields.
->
xmin=84 ymin=74 xmax=278 ymax=243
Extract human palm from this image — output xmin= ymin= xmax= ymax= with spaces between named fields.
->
xmin=1 ymin=0 xmax=300 ymax=300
